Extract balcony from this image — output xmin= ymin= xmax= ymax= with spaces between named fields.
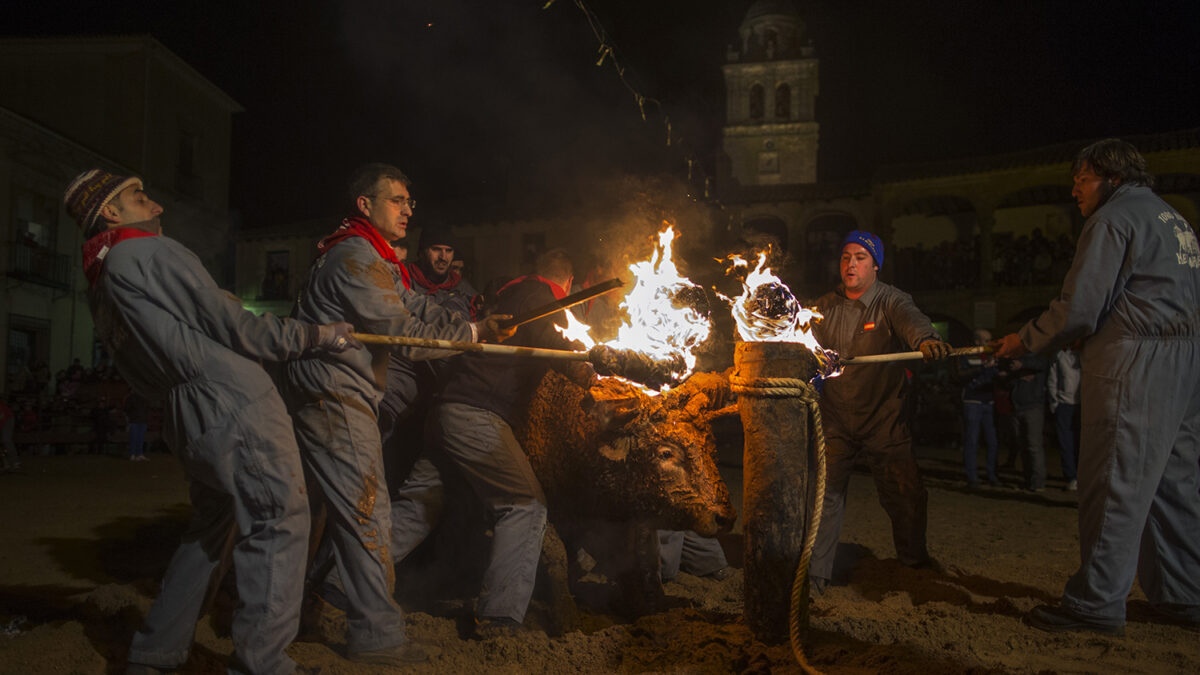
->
xmin=6 ymin=240 xmax=73 ymax=290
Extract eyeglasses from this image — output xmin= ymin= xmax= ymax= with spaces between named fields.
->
xmin=367 ymin=194 xmax=416 ymax=211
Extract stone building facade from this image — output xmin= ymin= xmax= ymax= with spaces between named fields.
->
xmin=0 ymin=36 xmax=241 ymax=394
xmin=718 ymin=1 xmax=1200 ymax=342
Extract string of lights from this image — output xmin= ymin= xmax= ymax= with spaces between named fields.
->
xmin=540 ymin=0 xmax=721 ymax=206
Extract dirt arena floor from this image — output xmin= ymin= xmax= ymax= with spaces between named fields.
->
xmin=1 ymin=445 xmax=1197 ymax=674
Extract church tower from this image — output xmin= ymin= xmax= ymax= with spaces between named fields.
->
xmin=721 ymin=0 xmax=818 ymax=186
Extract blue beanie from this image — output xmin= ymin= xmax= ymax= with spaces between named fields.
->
xmin=841 ymin=230 xmax=883 ymax=268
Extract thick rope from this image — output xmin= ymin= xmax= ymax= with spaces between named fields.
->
xmin=730 ymin=375 xmax=826 ymax=675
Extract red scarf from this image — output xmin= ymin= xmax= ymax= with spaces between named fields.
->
xmin=82 ymin=226 xmax=158 ymax=286
xmin=318 ymin=216 xmax=411 ymax=289
xmin=498 ymin=275 xmax=568 ymax=300
xmin=408 ymin=262 xmax=462 ymax=295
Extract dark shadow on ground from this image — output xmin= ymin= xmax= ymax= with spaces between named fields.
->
xmin=34 ymin=506 xmax=190 ymax=586
xmin=824 ymin=543 xmax=1056 ymax=623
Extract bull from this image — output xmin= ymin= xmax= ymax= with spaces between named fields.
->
xmin=513 ymin=368 xmax=738 ymax=631
xmin=385 ymin=368 xmax=738 ymax=634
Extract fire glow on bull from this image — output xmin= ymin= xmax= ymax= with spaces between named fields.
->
xmin=720 ymin=250 xmax=840 ymax=378
xmin=558 ymin=225 xmax=712 ymax=392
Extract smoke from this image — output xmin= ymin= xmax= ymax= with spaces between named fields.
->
xmin=334 ymin=1 xmax=670 ymax=213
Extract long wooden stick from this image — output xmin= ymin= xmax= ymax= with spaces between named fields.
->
xmin=350 ymin=332 xmax=589 ymax=361
xmin=499 ymin=277 xmax=624 ymax=329
xmin=841 ymin=345 xmax=991 ymax=365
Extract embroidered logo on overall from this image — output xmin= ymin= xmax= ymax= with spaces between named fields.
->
xmin=863 ymin=322 xmax=876 ymax=331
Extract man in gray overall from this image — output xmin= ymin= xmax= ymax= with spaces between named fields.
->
xmin=809 ymin=230 xmax=953 ymax=594
xmin=284 ymin=163 xmax=511 ymax=664
xmin=996 ymin=139 xmax=1200 ymax=634
xmin=64 ymin=168 xmax=359 ymax=675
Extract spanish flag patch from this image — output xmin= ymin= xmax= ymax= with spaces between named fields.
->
xmin=863 ymin=322 xmax=876 ymax=331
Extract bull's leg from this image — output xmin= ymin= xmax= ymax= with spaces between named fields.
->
xmin=615 ymin=521 xmax=666 ymax=616
xmin=536 ymin=523 xmax=581 ymax=636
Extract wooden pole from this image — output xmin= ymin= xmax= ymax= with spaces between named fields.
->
xmin=350 ymin=333 xmax=589 ymax=362
xmin=733 ymin=341 xmax=819 ymax=644
xmin=840 ymin=345 xmax=990 ymax=365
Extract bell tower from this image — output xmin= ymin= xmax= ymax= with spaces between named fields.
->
xmin=721 ymin=0 xmax=818 ymax=186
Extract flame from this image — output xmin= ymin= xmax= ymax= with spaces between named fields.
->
xmin=720 ymin=250 xmax=838 ymax=373
xmin=556 ymin=224 xmax=712 ymax=390
xmin=558 ymin=308 xmax=596 ymax=349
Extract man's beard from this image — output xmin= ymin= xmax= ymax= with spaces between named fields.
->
xmin=419 ymin=259 xmax=448 ymax=282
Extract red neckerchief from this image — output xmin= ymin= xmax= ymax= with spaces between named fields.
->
xmin=408 ymin=262 xmax=462 ymax=295
xmin=82 ymin=226 xmax=158 ymax=286
xmin=318 ymin=216 xmax=411 ymax=289
xmin=497 ymin=275 xmax=568 ymax=300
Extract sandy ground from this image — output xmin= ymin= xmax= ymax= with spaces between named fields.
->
xmin=1 ymin=448 xmax=1197 ymax=674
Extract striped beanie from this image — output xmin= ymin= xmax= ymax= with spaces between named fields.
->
xmin=63 ymin=169 xmax=142 ymax=237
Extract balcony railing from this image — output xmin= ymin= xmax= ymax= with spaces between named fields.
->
xmin=6 ymin=241 xmax=73 ymax=290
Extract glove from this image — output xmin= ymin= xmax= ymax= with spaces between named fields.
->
xmin=313 ymin=322 xmax=362 ymax=353
xmin=475 ymin=314 xmax=517 ymax=343
xmin=990 ymin=333 xmax=1028 ymax=359
xmin=919 ymin=340 xmax=953 ymax=361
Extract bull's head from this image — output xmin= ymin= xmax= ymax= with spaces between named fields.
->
xmin=520 ymin=370 xmax=737 ymax=537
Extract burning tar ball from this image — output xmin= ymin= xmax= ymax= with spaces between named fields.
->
xmin=744 ymin=282 xmax=798 ymax=322
xmin=669 ymin=284 xmax=711 ymax=319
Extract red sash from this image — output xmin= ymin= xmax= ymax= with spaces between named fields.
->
xmin=82 ymin=226 xmax=158 ymax=286
xmin=408 ymin=262 xmax=462 ymax=295
xmin=318 ymin=216 xmax=411 ymax=289
xmin=497 ymin=275 xmax=568 ymax=300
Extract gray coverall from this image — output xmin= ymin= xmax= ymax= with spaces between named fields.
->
xmin=381 ymin=275 xmax=475 ymax=560
xmin=283 ymin=236 xmax=471 ymax=654
xmin=1018 ymin=184 xmax=1200 ymax=623
xmin=391 ymin=277 xmax=574 ymax=623
xmin=658 ymin=530 xmax=728 ymax=580
xmin=809 ymin=280 xmax=941 ymax=582
xmin=89 ymin=235 xmax=315 ymax=675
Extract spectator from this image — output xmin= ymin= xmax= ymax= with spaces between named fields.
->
xmin=998 ymin=354 xmax=1048 ymax=492
xmin=1047 ymin=348 xmax=1081 ymax=490
xmin=124 ymin=392 xmax=150 ymax=462
xmin=89 ymin=396 xmax=114 ymax=455
xmin=1 ymin=397 xmax=19 ymax=470
xmin=958 ymin=329 xmax=1000 ymax=488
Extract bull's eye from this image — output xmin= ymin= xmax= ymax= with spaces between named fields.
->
xmin=657 ymin=445 xmax=677 ymax=461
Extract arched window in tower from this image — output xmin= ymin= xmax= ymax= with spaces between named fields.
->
xmin=775 ymin=83 xmax=791 ymax=120
xmin=749 ymin=84 xmax=764 ymax=120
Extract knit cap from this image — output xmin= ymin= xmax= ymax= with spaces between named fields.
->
xmin=63 ymin=169 xmax=141 ymax=236
xmin=841 ymin=230 xmax=884 ymax=268
xmin=417 ymin=226 xmax=457 ymax=252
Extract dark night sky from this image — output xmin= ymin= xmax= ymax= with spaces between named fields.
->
xmin=4 ymin=0 xmax=1199 ymax=228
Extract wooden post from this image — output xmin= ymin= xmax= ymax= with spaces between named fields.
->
xmin=733 ymin=341 xmax=818 ymax=644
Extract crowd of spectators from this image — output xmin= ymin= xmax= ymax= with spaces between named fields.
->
xmin=4 ymin=356 xmax=162 ymax=459
xmin=893 ymin=229 xmax=1076 ymax=291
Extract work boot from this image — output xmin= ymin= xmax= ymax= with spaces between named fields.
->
xmin=1148 ymin=603 xmax=1200 ymax=632
xmin=347 ymin=640 xmax=429 ymax=665
xmin=809 ymin=576 xmax=831 ymax=597
xmin=1026 ymin=604 xmax=1124 ymax=636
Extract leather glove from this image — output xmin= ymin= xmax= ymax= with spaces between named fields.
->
xmin=475 ymin=314 xmax=517 ymax=343
xmin=919 ymin=339 xmax=953 ymax=361
xmin=313 ymin=322 xmax=362 ymax=353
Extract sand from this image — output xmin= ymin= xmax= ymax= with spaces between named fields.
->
xmin=1 ymin=451 xmax=1196 ymax=674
